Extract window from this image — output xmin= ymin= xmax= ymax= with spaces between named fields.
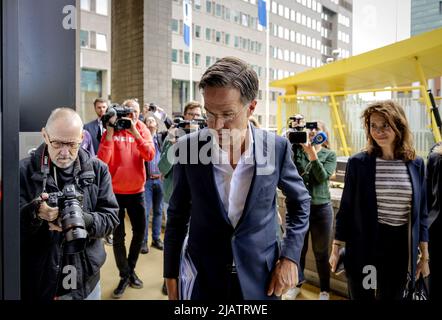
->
xmin=205 ymin=28 xmax=211 ymax=41
xmin=307 ymin=0 xmax=311 ymax=9
xmin=172 ymin=49 xmax=178 ymax=63
xmin=301 ymin=34 xmax=306 ymax=46
xmin=184 ymin=52 xmax=190 ymax=64
xmin=206 ymin=56 xmax=211 ymax=67
xmin=296 ymin=33 xmax=301 ymax=44
xmin=272 ymin=24 xmax=278 ymax=37
xmin=194 ymin=25 xmax=201 ymax=38
xmin=285 ymin=7 xmax=290 ymax=19
xmin=296 ymin=53 xmax=300 ymax=64
xmin=296 ymin=12 xmax=301 ymax=24
xmin=278 ymin=4 xmax=283 ymax=16
xmin=302 ymin=14 xmax=306 ymax=26
xmin=439 ymin=1 xmax=442 ymax=14
xmin=80 ymin=30 xmax=89 ymax=48
xmin=284 ymin=49 xmax=289 ymax=61
xmin=284 ymin=28 xmax=289 ymax=40
xmin=195 ymin=53 xmax=201 ymax=66
xmin=80 ymin=0 xmax=90 ymax=11
xmin=241 ymin=13 xmax=249 ymax=27
xmin=225 ymin=7 xmax=231 ymax=20
xmin=95 ymin=0 xmax=108 ymax=15
xmin=290 ymin=9 xmax=296 ymax=21
xmin=234 ymin=36 xmax=239 ymax=48
xmin=272 ymin=1 xmax=277 ymax=14
xmin=290 ymin=30 xmax=295 ymax=42
xmin=225 ymin=33 xmax=230 ymax=45
xmin=215 ymin=31 xmax=221 ymax=42
xmin=194 ymin=0 xmax=201 ymax=10
xmin=312 ymin=0 xmax=317 ymax=11
xmin=215 ymin=4 xmax=222 ymax=17
xmin=278 ymin=25 xmax=283 ymax=38
xmin=307 ymin=17 xmax=311 ymax=28
xmin=206 ymin=0 xmax=212 ymax=14
xmin=96 ymin=33 xmax=107 ymax=51
xmin=171 ymin=19 xmax=179 ymax=33
xmin=290 ymin=51 xmax=295 ymax=63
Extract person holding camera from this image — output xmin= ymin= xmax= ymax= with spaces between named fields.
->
xmin=97 ymin=99 xmax=155 ymax=299
xmin=20 ymin=108 xmax=119 ymax=301
xmin=285 ymin=116 xmax=337 ymax=300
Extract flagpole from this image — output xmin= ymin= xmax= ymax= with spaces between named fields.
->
xmin=265 ymin=0 xmax=270 ymax=130
xmin=189 ymin=1 xmax=193 ymax=101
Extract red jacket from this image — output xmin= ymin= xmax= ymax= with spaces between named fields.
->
xmin=97 ymin=120 xmax=155 ymax=194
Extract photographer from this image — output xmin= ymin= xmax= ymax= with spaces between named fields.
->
xmin=97 ymin=99 xmax=155 ymax=299
xmin=285 ymin=115 xmax=337 ymax=300
xmin=20 ymin=108 xmax=119 ymax=301
xmin=158 ymin=101 xmax=203 ymax=205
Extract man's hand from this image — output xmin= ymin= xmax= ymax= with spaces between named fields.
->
xmin=124 ymin=116 xmax=142 ymax=139
xmin=165 ymin=278 xmax=179 ymax=300
xmin=37 ymin=193 xmax=62 ymax=232
xmin=38 ymin=193 xmax=59 ymax=222
xmin=267 ymin=258 xmax=298 ymax=297
xmin=329 ymin=245 xmax=340 ymax=273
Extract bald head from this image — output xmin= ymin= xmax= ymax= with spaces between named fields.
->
xmin=45 ymin=108 xmax=83 ymax=136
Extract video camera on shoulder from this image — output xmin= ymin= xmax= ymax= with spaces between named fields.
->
xmin=47 ymin=184 xmax=87 ymax=254
xmin=173 ymin=116 xmax=207 ymax=139
xmin=101 ymin=103 xmax=134 ymax=131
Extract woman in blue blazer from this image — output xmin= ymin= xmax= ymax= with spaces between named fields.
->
xmin=329 ymin=100 xmax=430 ymax=300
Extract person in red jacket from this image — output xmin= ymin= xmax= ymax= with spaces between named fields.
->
xmin=97 ymin=99 xmax=155 ymax=299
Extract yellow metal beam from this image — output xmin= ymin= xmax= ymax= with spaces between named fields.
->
xmin=330 ymin=95 xmax=351 ymax=156
xmin=415 ymin=57 xmax=442 ymax=142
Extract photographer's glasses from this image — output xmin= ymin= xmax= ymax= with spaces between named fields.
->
xmin=47 ymin=135 xmax=82 ymax=150
xmin=205 ymin=105 xmax=248 ymax=125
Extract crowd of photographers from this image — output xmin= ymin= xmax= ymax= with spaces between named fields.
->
xmin=18 ymin=58 xmax=442 ymax=301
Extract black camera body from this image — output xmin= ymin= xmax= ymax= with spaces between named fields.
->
xmin=101 ymin=104 xmax=134 ymax=131
xmin=173 ymin=116 xmax=207 ymax=139
xmin=286 ymin=116 xmax=318 ymax=144
xmin=47 ymin=184 xmax=87 ymax=254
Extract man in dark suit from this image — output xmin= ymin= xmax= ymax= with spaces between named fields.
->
xmin=84 ymin=98 xmax=108 ymax=154
xmin=164 ymin=57 xmax=311 ymax=300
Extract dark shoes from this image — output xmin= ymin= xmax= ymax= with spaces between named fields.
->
xmin=151 ymin=239 xmax=164 ymax=251
xmin=129 ymin=272 xmax=144 ymax=289
xmin=162 ymin=280 xmax=168 ymax=296
xmin=112 ymin=277 xmax=130 ymax=299
xmin=140 ymin=242 xmax=149 ymax=254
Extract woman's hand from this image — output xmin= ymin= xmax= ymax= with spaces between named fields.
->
xmin=301 ymin=141 xmax=318 ymax=161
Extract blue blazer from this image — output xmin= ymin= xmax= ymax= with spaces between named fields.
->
xmin=335 ymin=152 xmax=429 ymax=286
xmin=84 ymin=119 xmax=101 ymax=154
xmin=164 ymin=126 xmax=311 ymax=300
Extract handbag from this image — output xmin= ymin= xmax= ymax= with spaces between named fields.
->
xmin=402 ymin=273 xmax=429 ymax=300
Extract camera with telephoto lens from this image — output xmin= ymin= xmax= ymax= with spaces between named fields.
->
xmin=47 ymin=184 xmax=87 ymax=254
xmin=101 ymin=103 xmax=134 ymax=131
xmin=173 ymin=116 xmax=207 ymax=139
xmin=286 ymin=115 xmax=318 ymax=144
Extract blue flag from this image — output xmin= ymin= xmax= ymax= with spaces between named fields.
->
xmin=258 ymin=0 xmax=267 ymax=28
xmin=183 ymin=0 xmax=192 ymax=47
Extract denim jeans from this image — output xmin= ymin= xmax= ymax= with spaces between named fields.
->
xmin=298 ymin=202 xmax=333 ymax=292
xmin=143 ymin=179 xmax=164 ymax=243
xmin=113 ymin=193 xmax=146 ymax=278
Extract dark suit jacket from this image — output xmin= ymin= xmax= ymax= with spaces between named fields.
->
xmin=164 ymin=126 xmax=311 ymax=300
xmin=335 ymin=152 xmax=429 ymax=287
xmin=84 ymin=119 xmax=101 ymax=154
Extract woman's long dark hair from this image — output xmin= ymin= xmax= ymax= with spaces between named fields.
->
xmin=361 ymin=100 xmax=416 ymax=161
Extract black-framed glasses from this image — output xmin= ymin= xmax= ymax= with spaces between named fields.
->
xmin=47 ymin=134 xmax=82 ymax=150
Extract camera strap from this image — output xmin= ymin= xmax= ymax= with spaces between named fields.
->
xmin=40 ymin=146 xmax=51 ymax=193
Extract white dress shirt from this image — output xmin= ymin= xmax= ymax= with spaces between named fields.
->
xmin=212 ymin=124 xmax=255 ymax=228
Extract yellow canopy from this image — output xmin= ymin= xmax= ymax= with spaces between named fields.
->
xmin=270 ymin=27 xmax=442 ymax=93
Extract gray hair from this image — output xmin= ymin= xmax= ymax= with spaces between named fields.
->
xmin=45 ymin=107 xmax=83 ymax=134
xmin=198 ymin=56 xmax=259 ymax=105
